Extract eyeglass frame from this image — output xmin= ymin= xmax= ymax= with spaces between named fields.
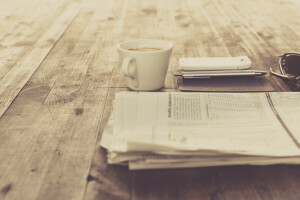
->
xmin=270 ymin=53 xmax=300 ymax=81
xmin=270 ymin=53 xmax=300 ymax=91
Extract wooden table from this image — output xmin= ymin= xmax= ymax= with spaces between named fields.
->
xmin=1 ymin=0 xmax=300 ymax=199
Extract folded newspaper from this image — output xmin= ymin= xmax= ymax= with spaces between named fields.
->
xmin=100 ymin=92 xmax=300 ymax=170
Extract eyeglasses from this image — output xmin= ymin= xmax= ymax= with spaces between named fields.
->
xmin=270 ymin=53 xmax=300 ymax=91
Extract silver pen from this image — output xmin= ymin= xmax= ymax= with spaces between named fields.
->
xmin=174 ymin=70 xmax=267 ymax=79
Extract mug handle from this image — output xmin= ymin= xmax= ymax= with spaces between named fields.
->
xmin=122 ymin=57 xmax=139 ymax=88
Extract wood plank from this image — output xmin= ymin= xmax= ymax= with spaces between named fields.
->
xmin=0 ymin=0 xmax=70 ymax=81
xmin=0 ymin=2 xmax=95 ymax=153
xmin=131 ymin=170 xmax=177 ymax=200
xmin=0 ymin=1 xmax=81 ymax=118
xmin=175 ymin=165 xmax=300 ymax=200
xmin=0 ymin=1 xmax=114 ymax=199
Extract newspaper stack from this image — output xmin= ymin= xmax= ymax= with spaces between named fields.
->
xmin=100 ymin=92 xmax=300 ymax=170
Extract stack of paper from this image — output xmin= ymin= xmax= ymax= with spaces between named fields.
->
xmin=100 ymin=92 xmax=300 ymax=170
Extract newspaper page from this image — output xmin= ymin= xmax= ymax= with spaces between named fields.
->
xmin=129 ymin=156 xmax=300 ymax=170
xmin=269 ymin=92 xmax=300 ymax=147
xmin=127 ymin=92 xmax=300 ymax=156
xmin=109 ymin=93 xmax=126 ymax=152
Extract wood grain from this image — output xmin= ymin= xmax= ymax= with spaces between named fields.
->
xmin=0 ymin=0 xmax=300 ymax=199
xmin=0 ymin=0 xmax=81 ymax=118
xmin=0 ymin=1 xmax=109 ymax=199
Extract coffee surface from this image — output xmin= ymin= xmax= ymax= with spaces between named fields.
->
xmin=128 ymin=47 xmax=162 ymax=51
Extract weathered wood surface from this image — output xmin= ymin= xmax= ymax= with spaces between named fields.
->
xmin=0 ymin=0 xmax=300 ymax=199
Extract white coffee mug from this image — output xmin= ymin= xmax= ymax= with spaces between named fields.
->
xmin=117 ymin=39 xmax=173 ymax=91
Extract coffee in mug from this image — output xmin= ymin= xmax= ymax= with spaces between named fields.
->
xmin=117 ymin=39 xmax=173 ymax=91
